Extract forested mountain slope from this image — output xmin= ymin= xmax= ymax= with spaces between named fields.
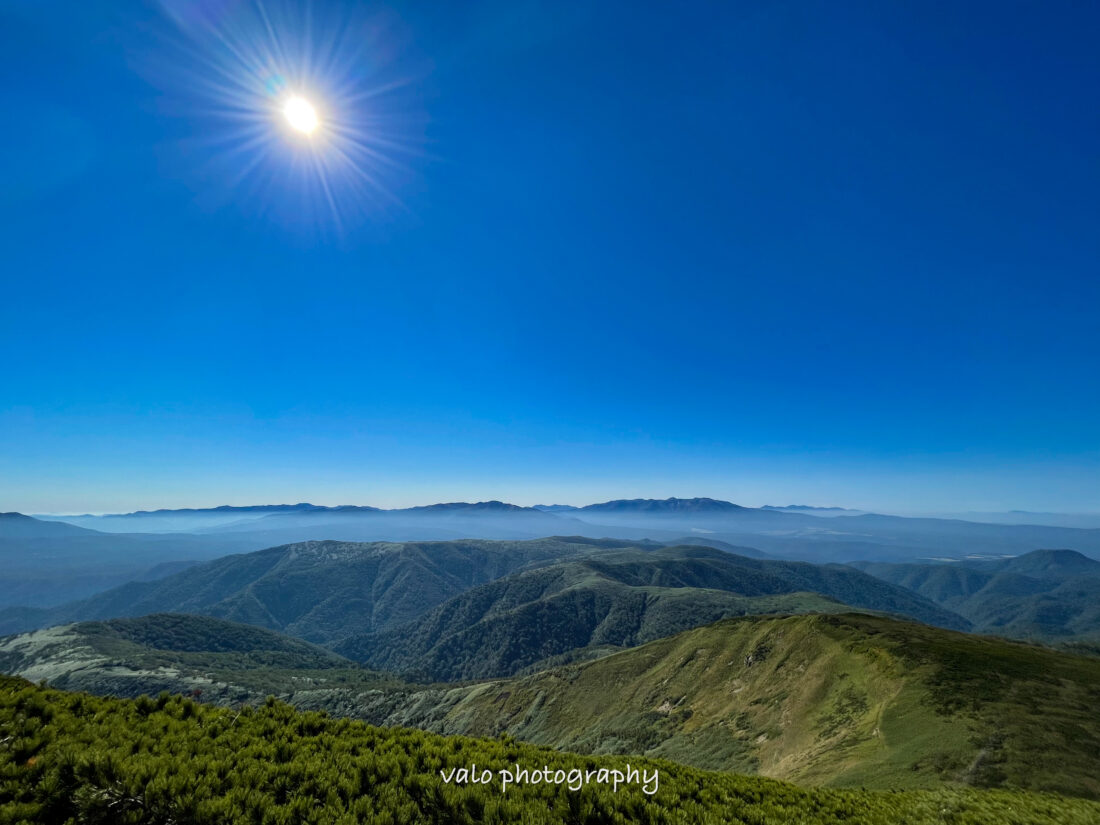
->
xmin=0 ymin=537 xmax=646 ymax=640
xmin=850 ymin=550 xmax=1100 ymax=639
xmin=337 ymin=546 xmax=967 ymax=680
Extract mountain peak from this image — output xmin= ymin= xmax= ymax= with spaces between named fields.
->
xmin=402 ymin=501 xmax=534 ymax=513
xmin=580 ymin=497 xmax=746 ymax=513
xmin=762 ymin=504 xmax=856 ymax=512
xmin=999 ymin=548 xmax=1100 ymax=577
xmin=0 ymin=513 xmax=100 ymax=538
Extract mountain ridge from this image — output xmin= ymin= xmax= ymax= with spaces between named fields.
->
xmin=6 ymin=612 xmax=1100 ymax=799
xmin=580 ymin=497 xmax=749 ymax=513
xmin=382 ymin=612 xmax=1100 ymax=797
xmin=0 ymin=537 xmax=654 ymax=640
xmin=333 ymin=545 xmax=968 ymax=681
xmin=849 ymin=549 xmax=1100 ymax=640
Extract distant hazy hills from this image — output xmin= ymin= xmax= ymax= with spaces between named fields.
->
xmin=851 ymin=549 xmax=1100 ymax=640
xmin=930 ymin=511 xmax=1100 ymax=529
xmin=9 ymin=499 xmax=1100 ymax=626
xmin=0 ymin=513 xmax=253 ymax=608
xmin=31 ymin=503 xmax=365 ymax=533
xmin=25 ymin=499 xmax=1100 ymax=565
xmin=579 ymin=497 xmax=749 ymax=513
xmin=336 ymin=545 xmax=966 ymax=680
xmin=0 ymin=512 xmax=99 ymax=538
xmin=34 ymin=501 xmax=541 ymax=534
xmin=762 ymin=504 xmax=862 ymax=515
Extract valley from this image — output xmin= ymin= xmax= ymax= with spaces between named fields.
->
xmin=4 ymin=502 xmax=1100 ymax=821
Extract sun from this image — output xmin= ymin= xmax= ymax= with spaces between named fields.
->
xmin=283 ymin=96 xmax=319 ymax=134
xmin=146 ymin=0 xmax=425 ymax=231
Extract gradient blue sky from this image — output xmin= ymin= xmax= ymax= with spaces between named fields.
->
xmin=1 ymin=0 xmax=1098 ymax=514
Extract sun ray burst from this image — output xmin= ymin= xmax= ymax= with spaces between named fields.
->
xmin=143 ymin=0 xmax=428 ymax=235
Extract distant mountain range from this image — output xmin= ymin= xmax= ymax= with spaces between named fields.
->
xmin=9 ymin=501 xmax=1100 ymax=617
xmin=762 ymin=504 xmax=862 ymax=514
xmin=0 ymin=512 xmax=100 ymax=538
xmin=578 ymin=497 xmax=749 ymax=513
xmin=25 ymin=496 xmax=853 ymax=528
xmin=54 ymin=503 xmax=346 ymax=517
xmin=925 ymin=511 xmax=1100 ymax=529
xmin=0 ymin=513 xmax=254 ymax=608
xmin=32 ymin=498 xmax=1100 ymax=545
xmin=34 ymin=497 xmax=1100 ymax=523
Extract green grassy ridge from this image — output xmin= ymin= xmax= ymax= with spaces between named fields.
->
xmin=336 ymin=546 xmax=967 ymax=680
xmin=6 ymin=612 xmax=1100 ymax=799
xmin=0 ymin=615 xmax=405 ymax=704
xmin=3 ymin=676 xmax=1099 ymax=824
xmin=381 ymin=613 xmax=1100 ymax=798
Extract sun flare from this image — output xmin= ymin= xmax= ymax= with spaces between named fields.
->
xmin=147 ymin=0 xmax=423 ymax=231
xmin=283 ymin=96 xmax=319 ymax=134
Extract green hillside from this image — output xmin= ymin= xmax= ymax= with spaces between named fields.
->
xmin=3 ymin=676 xmax=1099 ymax=825
xmin=337 ymin=546 xmax=964 ymax=680
xmin=384 ymin=613 xmax=1100 ymax=798
xmin=0 ymin=614 xmax=401 ymax=702
xmin=851 ymin=550 xmax=1100 ymax=640
xmin=0 ymin=537 xmax=646 ymax=641
xmin=4 ymin=612 xmax=1100 ymax=800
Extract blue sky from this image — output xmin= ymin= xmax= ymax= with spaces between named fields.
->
xmin=1 ymin=0 xmax=1097 ymax=514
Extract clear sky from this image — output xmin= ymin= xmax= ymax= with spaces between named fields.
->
xmin=1 ymin=0 xmax=1097 ymax=514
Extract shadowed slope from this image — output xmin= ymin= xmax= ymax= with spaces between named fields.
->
xmin=337 ymin=546 xmax=967 ymax=680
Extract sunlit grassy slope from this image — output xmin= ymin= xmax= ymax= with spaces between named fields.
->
xmin=389 ymin=613 xmax=1100 ymax=798
xmin=5 ymin=613 xmax=1100 ymax=800
xmin=3 ymin=675 xmax=1099 ymax=825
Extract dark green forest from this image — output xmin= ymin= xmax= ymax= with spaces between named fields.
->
xmin=851 ymin=550 xmax=1100 ymax=640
